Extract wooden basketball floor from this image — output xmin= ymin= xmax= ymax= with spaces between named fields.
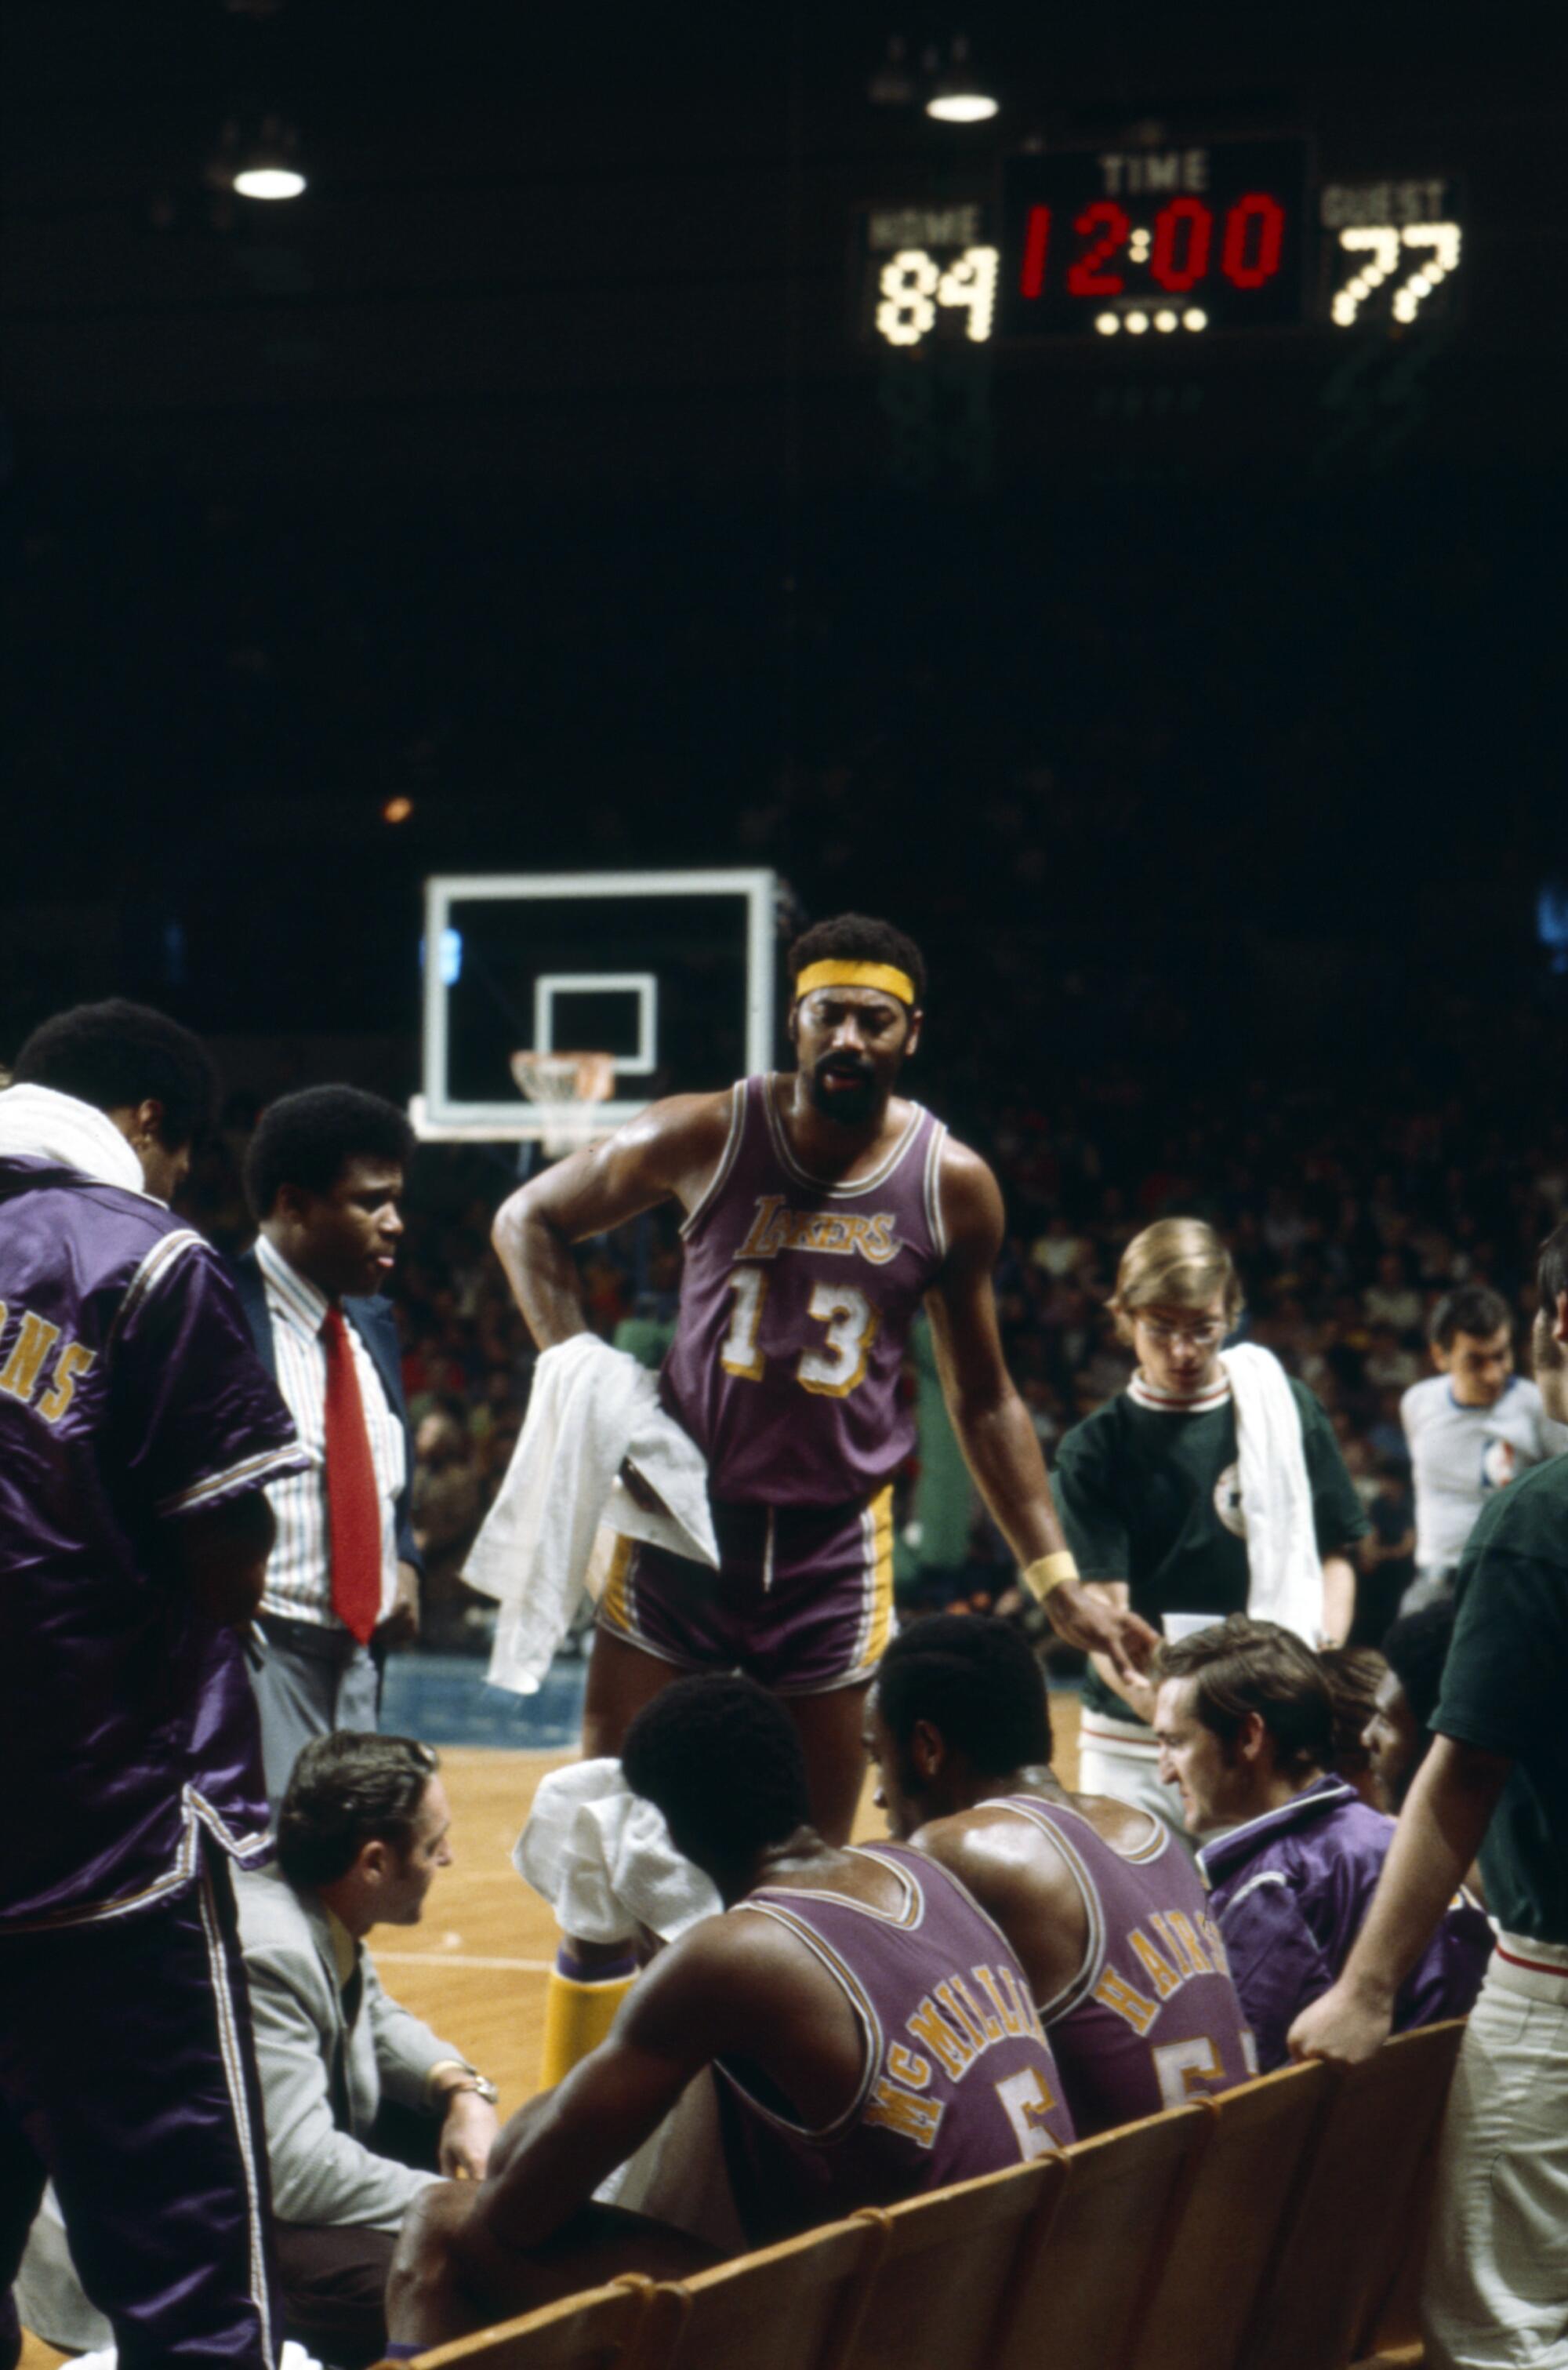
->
xmin=19 ymin=1697 xmax=1084 ymax=2368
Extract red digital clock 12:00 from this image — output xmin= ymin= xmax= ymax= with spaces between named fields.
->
xmin=1000 ymin=138 xmax=1307 ymax=339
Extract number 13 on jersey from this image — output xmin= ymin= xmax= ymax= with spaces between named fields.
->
xmin=720 ymin=1268 xmax=882 ymax=1398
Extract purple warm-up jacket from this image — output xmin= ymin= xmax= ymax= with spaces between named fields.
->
xmin=1197 ymin=1774 xmax=1493 ymax=2070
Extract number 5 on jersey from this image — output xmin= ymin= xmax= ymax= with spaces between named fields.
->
xmin=994 ymin=2067 xmax=1062 ymax=2163
xmin=720 ymin=1269 xmax=881 ymax=1398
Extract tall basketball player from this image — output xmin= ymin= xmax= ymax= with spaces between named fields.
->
xmin=492 ymin=914 xmax=1157 ymax=2072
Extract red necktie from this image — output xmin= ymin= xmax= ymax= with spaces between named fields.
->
xmin=321 ymin=1307 xmax=382 ymax=1645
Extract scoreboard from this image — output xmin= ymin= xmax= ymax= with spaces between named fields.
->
xmin=859 ymin=140 xmax=1463 ymax=352
xmin=1000 ymin=140 xmax=1306 ymax=338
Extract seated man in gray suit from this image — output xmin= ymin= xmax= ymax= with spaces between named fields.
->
xmin=236 ymin=1731 xmax=500 ymax=2368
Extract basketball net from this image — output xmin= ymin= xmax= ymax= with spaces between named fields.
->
xmin=510 ymin=1050 xmax=615 ymax=1157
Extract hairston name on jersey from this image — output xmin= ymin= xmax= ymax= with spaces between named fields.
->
xmin=736 ymin=1194 xmax=901 ymax=1266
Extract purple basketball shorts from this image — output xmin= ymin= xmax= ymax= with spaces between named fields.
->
xmin=597 ymin=1485 xmax=895 ymax=1694
xmin=0 ymin=1841 xmax=278 ymax=2370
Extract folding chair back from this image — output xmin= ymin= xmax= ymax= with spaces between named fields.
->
xmin=640 ymin=2214 xmax=889 ymax=2370
xmin=391 ymin=2275 xmax=656 ymax=2370
xmin=989 ymin=2105 xmax=1212 ymax=2370
xmin=1124 ymin=2060 xmax=1332 ymax=2370
xmin=844 ymin=2157 xmax=1063 ymax=2370
xmin=1237 ymin=2019 xmax=1468 ymax=2370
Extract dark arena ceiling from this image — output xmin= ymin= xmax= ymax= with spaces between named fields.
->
xmin=5 ymin=2 xmax=1561 ymax=494
xmin=2 ymin=2 xmax=1563 ymax=1056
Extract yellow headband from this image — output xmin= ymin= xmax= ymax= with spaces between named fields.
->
xmin=794 ymin=959 xmax=917 ymax=1006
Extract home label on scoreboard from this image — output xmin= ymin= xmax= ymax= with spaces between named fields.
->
xmin=999 ymin=139 xmax=1308 ymax=339
xmin=859 ymin=203 xmax=1000 ymax=350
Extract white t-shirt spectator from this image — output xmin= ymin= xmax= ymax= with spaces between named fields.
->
xmin=1400 ymin=1372 xmax=1568 ymax=1573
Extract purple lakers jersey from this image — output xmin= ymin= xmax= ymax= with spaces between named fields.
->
xmin=0 ymin=1157 xmax=306 ymax=1928
xmin=982 ymin=1795 xmax=1254 ymax=2134
xmin=661 ymin=1076 xmax=948 ymax=1504
xmin=716 ymin=1843 xmax=1075 ymax=2245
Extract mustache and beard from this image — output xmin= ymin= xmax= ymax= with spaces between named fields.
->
xmin=808 ymin=1052 xmax=880 ymax=1128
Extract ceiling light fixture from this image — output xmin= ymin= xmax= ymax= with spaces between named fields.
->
xmin=216 ymin=115 xmax=307 ymax=201
xmin=234 ymin=165 xmax=305 ymax=201
xmin=925 ymin=35 xmax=999 ymax=124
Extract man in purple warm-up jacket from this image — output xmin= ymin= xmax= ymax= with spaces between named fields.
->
xmin=0 ymin=1000 xmax=308 ymax=2370
xmin=1153 ymin=1616 xmax=1491 ymax=2071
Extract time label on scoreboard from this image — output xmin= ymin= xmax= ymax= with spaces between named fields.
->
xmin=999 ymin=139 xmax=1307 ymax=339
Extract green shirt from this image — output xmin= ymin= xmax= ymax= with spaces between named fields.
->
xmin=1054 ymin=1376 xmax=1368 ymax=1723
xmin=613 ymin=1314 xmax=678 ymax=1372
xmin=1436 ymin=1455 xmax=1568 ymax=1943
xmin=910 ymin=1311 xmax=973 ymax=1572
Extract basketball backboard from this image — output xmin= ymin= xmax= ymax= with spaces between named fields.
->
xmin=413 ymin=868 xmax=779 ymax=1143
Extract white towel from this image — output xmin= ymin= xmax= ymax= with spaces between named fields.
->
xmin=0 ymin=1082 xmax=147 ymax=1194
xmin=514 ymin=1762 xmax=738 ymax=2244
xmin=514 ymin=1758 xmax=723 ymax=1945
xmin=463 ymin=1334 xmax=718 ymax=1696
xmin=1220 ymin=1343 xmax=1326 ymax=1645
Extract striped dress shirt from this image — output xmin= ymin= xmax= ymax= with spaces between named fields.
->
xmin=256 ymin=1232 xmax=405 ymax=1628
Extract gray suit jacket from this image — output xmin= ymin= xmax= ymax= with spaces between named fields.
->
xmin=235 ymin=1862 xmax=466 ymax=2231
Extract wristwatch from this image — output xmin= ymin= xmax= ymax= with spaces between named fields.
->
xmin=447 ymin=2070 xmax=499 ymax=2106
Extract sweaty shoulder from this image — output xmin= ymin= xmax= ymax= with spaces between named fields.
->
xmin=929 ymin=1133 xmax=1004 ymax=1260
xmin=591 ymin=1085 xmax=742 ymax=1216
xmin=632 ymin=1086 xmax=741 ymax=1162
xmin=1070 ymin=1792 xmax=1167 ymax=1856
xmin=628 ymin=1892 xmax=836 ymax=2052
xmin=912 ymin=1804 xmax=1076 ymax=1896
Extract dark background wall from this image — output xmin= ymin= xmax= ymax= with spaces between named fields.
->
xmin=3 ymin=0 xmax=1563 ymax=1087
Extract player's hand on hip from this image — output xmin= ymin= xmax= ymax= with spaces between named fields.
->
xmin=1287 ymin=1979 xmax=1392 ymax=2067
xmin=1046 ymin=1583 xmax=1160 ymax=1687
xmin=439 ymin=2091 xmax=501 ymax=2179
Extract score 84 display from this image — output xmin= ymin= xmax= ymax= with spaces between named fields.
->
xmin=998 ymin=140 xmax=1305 ymax=337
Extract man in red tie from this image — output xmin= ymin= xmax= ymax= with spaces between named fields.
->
xmin=234 ymin=1087 xmax=425 ymax=1812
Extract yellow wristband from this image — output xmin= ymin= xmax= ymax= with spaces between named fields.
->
xmin=1022 ymin=1550 xmax=1080 ymax=1602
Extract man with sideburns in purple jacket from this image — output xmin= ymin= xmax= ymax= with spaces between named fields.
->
xmin=1152 ymin=1616 xmax=1490 ymax=2071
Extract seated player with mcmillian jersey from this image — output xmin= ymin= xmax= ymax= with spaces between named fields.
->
xmin=865 ymin=1618 xmax=1254 ymax=2136
xmin=385 ymin=1678 xmax=1075 ymax=2352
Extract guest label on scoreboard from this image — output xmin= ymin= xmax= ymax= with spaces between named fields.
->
xmin=1318 ymin=177 xmax=1462 ymax=329
xmin=999 ymin=140 xmax=1308 ymax=339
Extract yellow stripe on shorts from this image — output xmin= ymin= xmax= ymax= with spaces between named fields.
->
xmin=601 ymin=1534 xmax=636 ymax=1634
xmin=861 ymin=1484 xmax=895 ymax=1669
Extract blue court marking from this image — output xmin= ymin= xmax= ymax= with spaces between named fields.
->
xmin=381 ymin=1652 xmax=588 ymax=1749
xmin=383 ymin=1653 xmax=1082 ymax=1751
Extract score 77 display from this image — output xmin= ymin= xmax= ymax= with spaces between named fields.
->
xmin=1000 ymin=140 xmax=1307 ymax=338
